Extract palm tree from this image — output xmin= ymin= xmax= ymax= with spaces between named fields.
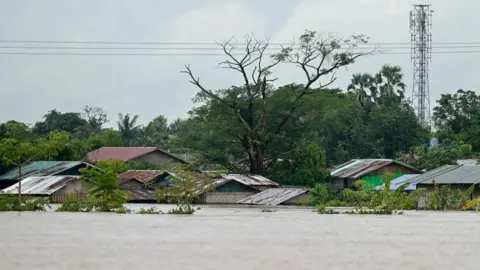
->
xmin=347 ymin=73 xmax=375 ymax=108
xmin=375 ymin=65 xmax=406 ymax=106
xmin=117 ymin=113 xmax=141 ymax=146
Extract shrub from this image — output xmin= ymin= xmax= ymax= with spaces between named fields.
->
xmin=138 ymin=207 xmax=162 ymax=214
xmin=56 ymin=194 xmax=90 ymax=212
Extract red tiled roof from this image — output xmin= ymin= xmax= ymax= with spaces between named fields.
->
xmin=86 ymin=147 xmax=187 ymax=163
xmin=118 ymin=170 xmax=164 ymax=184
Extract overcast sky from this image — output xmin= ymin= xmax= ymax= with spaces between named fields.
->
xmin=0 ymin=0 xmax=478 ymax=126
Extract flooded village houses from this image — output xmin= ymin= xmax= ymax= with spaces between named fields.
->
xmin=2 ymin=150 xmax=480 ymax=207
xmin=330 ymin=159 xmax=423 ymax=190
xmin=118 ymin=170 xmax=281 ymax=204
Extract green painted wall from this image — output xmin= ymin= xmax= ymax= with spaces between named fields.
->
xmin=360 ymin=172 xmax=403 ymax=191
xmin=215 ymin=181 xmax=256 ymax=192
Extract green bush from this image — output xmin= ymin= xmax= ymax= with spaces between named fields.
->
xmin=56 ymin=194 xmax=90 ymax=212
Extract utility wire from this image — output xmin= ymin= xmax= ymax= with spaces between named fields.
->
xmin=1 ymin=45 xmax=480 ymax=50
xmin=2 ymin=39 xmax=480 ymax=45
xmin=1 ymin=51 xmax=480 ymax=56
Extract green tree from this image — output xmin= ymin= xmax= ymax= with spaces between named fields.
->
xmin=117 ymin=113 xmax=141 ymax=147
xmin=32 ymin=109 xmax=87 ymax=136
xmin=269 ymin=142 xmax=329 ymax=187
xmin=0 ymin=130 xmax=69 ymax=208
xmin=80 ymin=166 xmax=128 ymax=212
xmin=432 ymin=89 xmax=480 ymax=133
xmin=136 ymin=115 xmax=170 ymax=148
xmin=155 ymin=170 xmax=214 ymax=214
xmin=182 ymin=30 xmax=371 ymax=174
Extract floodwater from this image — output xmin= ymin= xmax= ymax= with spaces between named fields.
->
xmin=0 ymin=205 xmax=479 ymax=270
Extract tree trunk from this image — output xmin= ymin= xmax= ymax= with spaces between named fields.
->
xmin=18 ymin=165 xmax=22 ymax=211
xmin=248 ymin=146 xmax=265 ymax=175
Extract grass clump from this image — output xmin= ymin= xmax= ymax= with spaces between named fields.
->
xmin=261 ymin=208 xmax=275 ymax=212
xmin=138 ymin=207 xmax=163 ymax=214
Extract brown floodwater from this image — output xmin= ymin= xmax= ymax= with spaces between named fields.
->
xmin=0 ymin=204 xmax=479 ymax=270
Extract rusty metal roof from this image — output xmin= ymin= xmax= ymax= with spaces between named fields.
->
xmin=118 ymin=170 xmax=164 ymax=184
xmin=330 ymin=159 xmax=421 ymax=179
xmin=237 ymin=188 xmax=308 ymax=205
xmin=2 ymin=175 xmax=80 ymax=195
xmin=126 ymin=189 xmax=155 ymax=201
xmin=221 ymin=174 xmax=279 ymax=187
xmin=87 ymin=147 xmax=188 ymax=164
xmin=0 ymin=161 xmax=89 ymax=181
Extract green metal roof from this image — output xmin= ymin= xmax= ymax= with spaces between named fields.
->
xmin=0 ymin=161 xmax=83 ymax=180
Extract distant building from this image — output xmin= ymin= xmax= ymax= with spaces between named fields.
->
xmin=330 ymin=159 xmax=422 ymax=190
xmin=0 ymin=161 xmax=93 ymax=189
xmin=2 ymin=175 xmax=86 ymax=202
xmin=87 ymin=147 xmax=188 ymax=165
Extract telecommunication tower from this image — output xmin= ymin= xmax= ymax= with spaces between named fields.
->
xmin=410 ymin=4 xmax=433 ymax=127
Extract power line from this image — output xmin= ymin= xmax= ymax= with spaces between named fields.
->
xmin=1 ymin=50 xmax=480 ymax=56
xmin=2 ymin=39 xmax=480 ymax=46
xmin=2 ymin=45 xmax=480 ymax=50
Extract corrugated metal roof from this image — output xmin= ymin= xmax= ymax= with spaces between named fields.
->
xmin=118 ymin=170 xmax=164 ymax=184
xmin=374 ymin=174 xmax=419 ymax=191
xmin=330 ymin=159 xmax=421 ymax=179
xmin=87 ymin=147 xmax=188 ymax=164
xmin=237 ymin=188 xmax=308 ymax=205
xmin=408 ymin=164 xmax=480 ymax=185
xmin=221 ymin=174 xmax=279 ymax=187
xmin=2 ymin=175 xmax=80 ymax=195
xmin=0 ymin=161 xmax=85 ymax=181
xmin=127 ymin=189 xmax=155 ymax=201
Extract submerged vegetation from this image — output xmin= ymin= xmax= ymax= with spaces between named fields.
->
xmin=0 ymin=194 xmax=50 ymax=212
xmin=137 ymin=207 xmax=163 ymax=214
xmin=155 ymin=168 xmax=214 ymax=215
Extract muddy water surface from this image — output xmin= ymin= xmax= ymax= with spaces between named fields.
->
xmin=0 ymin=204 xmax=478 ymax=270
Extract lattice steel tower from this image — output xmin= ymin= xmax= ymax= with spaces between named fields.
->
xmin=410 ymin=4 xmax=433 ymax=126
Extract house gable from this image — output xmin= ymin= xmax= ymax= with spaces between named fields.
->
xmin=215 ymin=180 xmax=257 ymax=193
xmin=133 ymin=151 xmax=186 ymax=165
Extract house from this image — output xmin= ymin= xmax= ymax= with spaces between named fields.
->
xmin=201 ymin=174 xmax=280 ymax=204
xmin=118 ymin=170 xmax=165 ymax=202
xmin=406 ymin=164 xmax=480 ymax=208
xmin=0 ymin=161 xmax=93 ymax=189
xmin=407 ymin=164 xmax=480 ymax=193
xmin=237 ymin=188 xmax=309 ymax=206
xmin=1 ymin=175 xmax=87 ymax=202
xmin=330 ymin=159 xmax=422 ymax=191
xmin=87 ymin=147 xmax=188 ymax=165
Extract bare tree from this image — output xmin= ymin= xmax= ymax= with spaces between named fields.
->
xmin=182 ymin=30 xmax=373 ymax=174
xmin=82 ymin=105 xmax=108 ymax=132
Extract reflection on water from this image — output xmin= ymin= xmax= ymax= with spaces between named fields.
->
xmin=0 ymin=204 xmax=479 ymax=270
